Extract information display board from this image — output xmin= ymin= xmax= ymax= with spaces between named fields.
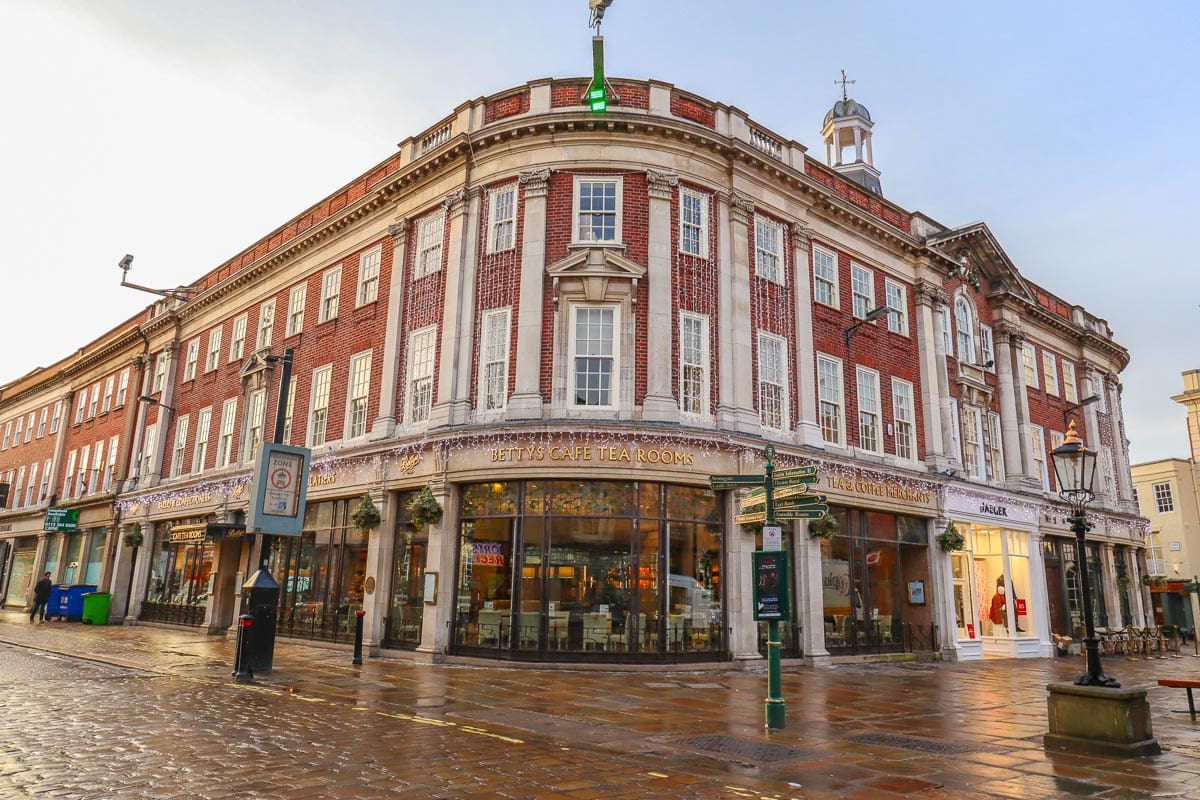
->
xmin=246 ymin=443 xmax=311 ymax=536
xmin=752 ymin=550 xmax=790 ymax=622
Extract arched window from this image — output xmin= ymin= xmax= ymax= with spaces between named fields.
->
xmin=954 ymin=296 xmax=976 ymax=363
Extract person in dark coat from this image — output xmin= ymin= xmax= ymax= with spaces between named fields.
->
xmin=30 ymin=572 xmax=52 ymax=623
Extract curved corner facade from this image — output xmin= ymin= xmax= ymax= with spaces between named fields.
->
xmin=0 ymin=77 xmax=1149 ymax=664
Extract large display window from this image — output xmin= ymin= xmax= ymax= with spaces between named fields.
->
xmin=948 ymin=523 xmax=1036 ymax=643
xmin=385 ymin=489 xmax=426 ymax=649
xmin=1042 ymin=537 xmax=1108 ymax=636
xmin=4 ymin=545 xmax=36 ymax=606
xmin=269 ymin=498 xmax=368 ymax=643
xmin=453 ymin=480 xmax=723 ymax=662
xmin=142 ymin=521 xmax=214 ymax=627
xmin=820 ymin=508 xmax=933 ymax=655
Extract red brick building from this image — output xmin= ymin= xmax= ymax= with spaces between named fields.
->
xmin=0 ymin=77 xmax=1147 ymax=664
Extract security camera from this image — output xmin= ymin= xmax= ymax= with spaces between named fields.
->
xmin=119 ymin=254 xmax=134 ymax=271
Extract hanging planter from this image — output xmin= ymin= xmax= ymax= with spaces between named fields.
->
xmin=351 ymin=494 xmax=382 ymax=532
xmin=808 ymin=513 xmax=839 ymax=540
xmin=1115 ymin=574 xmax=1132 ymax=588
xmin=123 ymin=523 xmax=143 ymax=549
xmin=407 ymin=487 xmax=443 ymax=531
xmin=936 ymin=521 xmax=965 ymax=552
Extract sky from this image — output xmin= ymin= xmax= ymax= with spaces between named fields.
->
xmin=1 ymin=1 xmax=1196 ymax=464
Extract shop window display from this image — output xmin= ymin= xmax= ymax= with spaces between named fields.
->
xmin=270 ymin=499 xmax=369 ymax=643
xmin=820 ymin=507 xmax=933 ymax=655
xmin=947 ymin=523 xmax=1035 ymax=643
xmin=453 ymin=480 xmax=723 ymax=662
xmin=386 ymin=489 xmax=426 ymax=649
xmin=143 ymin=525 xmax=213 ymax=627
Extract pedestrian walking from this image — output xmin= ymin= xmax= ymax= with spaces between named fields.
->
xmin=30 ymin=572 xmax=52 ymax=623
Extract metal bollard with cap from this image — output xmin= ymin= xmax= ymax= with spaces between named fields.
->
xmin=352 ymin=609 xmax=366 ymax=665
xmin=232 ymin=614 xmax=254 ymax=679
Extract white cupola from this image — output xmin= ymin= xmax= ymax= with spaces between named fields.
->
xmin=821 ymin=72 xmax=882 ymax=195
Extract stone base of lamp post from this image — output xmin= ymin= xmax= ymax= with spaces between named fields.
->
xmin=1044 ymin=682 xmax=1161 ymax=757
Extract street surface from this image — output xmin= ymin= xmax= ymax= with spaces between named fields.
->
xmin=2 ymin=612 xmax=1200 ymax=799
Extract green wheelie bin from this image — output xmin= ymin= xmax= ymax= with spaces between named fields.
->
xmin=81 ymin=592 xmax=112 ymax=625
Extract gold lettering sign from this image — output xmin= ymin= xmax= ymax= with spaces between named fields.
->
xmin=308 ymin=473 xmax=337 ymax=488
xmin=167 ymin=524 xmax=207 ymax=544
xmin=488 ymin=443 xmax=696 ymax=467
xmin=824 ymin=475 xmax=932 ymax=505
xmin=157 ymin=493 xmax=212 ymax=510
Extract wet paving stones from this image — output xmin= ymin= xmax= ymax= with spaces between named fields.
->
xmin=4 ymin=613 xmax=1200 ymax=798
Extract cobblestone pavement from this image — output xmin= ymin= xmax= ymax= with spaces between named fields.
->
xmin=3 ymin=613 xmax=1200 ymax=799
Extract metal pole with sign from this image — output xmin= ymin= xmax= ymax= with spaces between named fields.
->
xmin=711 ymin=447 xmax=828 ymax=730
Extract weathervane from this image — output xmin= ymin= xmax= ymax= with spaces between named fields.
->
xmin=835 ymin=68 xmax=855 ymax=101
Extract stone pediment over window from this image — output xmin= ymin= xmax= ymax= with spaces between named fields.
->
xmin=239 ymin=350 xmax=277 ymax=392
xmin=547 ymin=246 xmax=646 ymax=306
xmin=955 ymin=361 xmax=993 ymax=408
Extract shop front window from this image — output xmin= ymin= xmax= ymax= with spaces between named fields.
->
xmin=84 ymin=530 xmax=106 ymax=585
xmin=386 ymin=490 xmax=426 ymax=649
xmin=271 ymin=499 xmax=368 ymax=643
xmin=949 ymin=524 xmax=1035 ymax=642
xmin=142 ymin=526 xmax=213 ymax=627
xmin=63 ymin=533 xmax=84 ymax=584
xmin=453 ymin=480 xmax=723 ymax=662
xmin=821 ymin=508 xmax=932 ymax=654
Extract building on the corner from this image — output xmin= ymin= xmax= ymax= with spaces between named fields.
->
xmin=0 ymin=75 xmax=1149 ymax=664
xmin=1129 ymin=370 xmax=1200 ymax=633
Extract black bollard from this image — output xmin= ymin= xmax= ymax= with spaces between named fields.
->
xmin=352 ymin=609 xmax=366 ymax=665
xmin=232 ymin=614 xmax=254 ymax=679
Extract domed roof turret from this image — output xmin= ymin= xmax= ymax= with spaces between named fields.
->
xmin=823 ymin=98 xmax=872 ymax=127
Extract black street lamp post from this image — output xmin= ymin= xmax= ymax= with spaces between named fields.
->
xmin=1050 ymin=419 xmax=1119 ymax=688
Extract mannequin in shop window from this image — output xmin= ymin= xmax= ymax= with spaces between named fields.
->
xmin=988 ymin=578 xmax=1007 ymax=633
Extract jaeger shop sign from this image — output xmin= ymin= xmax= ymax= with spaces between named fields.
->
xmin=944 ymin=492 xmax=1037 ymax=525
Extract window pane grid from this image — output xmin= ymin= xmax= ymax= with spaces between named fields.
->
xmin=680 ymin=314 xmax=707 ymax=416
xmin=348 ymin=353 xmax=372 ymax=437
xmin=577 ymin=181 xmax=617 ymax=242
xmin=755 ymin=218 xmax=781 ymax=283
xmin=851 ymin=264 xmax=873 ymax=318
xmin=856 ymin=368 xmax=879 ymax=452
xmin=358 ymin=249 xmax=381 ymax=305
xmin=758 ymin=334 xmax=785 ymax=429
xmin=1154 ymin=482 xmax=1175 ymax=513
xmin=892 ymin=379 xmax=915 ymax=460
xmin=813 ymin=247 xmax=838 ymax=306
xmin=680 ymin=191 xmax=706 ymax=256
xmin=409 ymin=329 xmax=436 ymax=422
xmin=489 ymin=188 xmax=516 ymax=253
xmin=310 ymin=367 xmax=332 ymax=445
xmin=885 ymin=281 xmax=907 ymax=334
xmin=818 ymin=356 xmax=842 ymax=444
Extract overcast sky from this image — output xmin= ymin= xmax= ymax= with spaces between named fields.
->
xmin=1 ymin=1 xmax=1195 ymax=464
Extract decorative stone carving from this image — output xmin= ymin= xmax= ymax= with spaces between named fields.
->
xmin=790 ymin=223 xmax=814 ymax=252
xmin=518 ymin=168 xmax=552 ymax=198
xmin=646 ymin=169 xmax=680 ymax=200
xmin=441 ymin=188 xmax=468 ymax=217
xmin=913 ymin=278 xmax=949 ymax=308
xmin=387 ymin=217 xmax=409 ymax=244
xmin=993 ymin=320 xmax=1024 ymax=347
xmin=729 ymin=192 xmax=755 ymax=224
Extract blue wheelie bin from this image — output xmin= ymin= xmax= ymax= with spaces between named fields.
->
xmin=50 ymin=584 xmax=98 ymax=621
